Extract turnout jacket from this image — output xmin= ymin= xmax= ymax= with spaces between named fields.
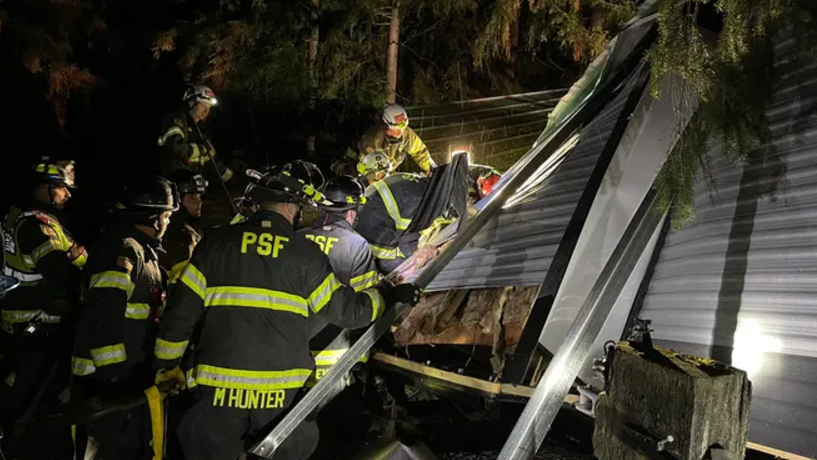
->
xmin=153 ymin=211 xmax=385 ymax=393
xmin=1 ymin=203 xmax=87 ymax=325
xmin=159 ymin=209 xmax=202 ymax=285
xmin=355 ymin=173 xmax=429 ymax=274
xmin=298 ymin=217 xmax=380 ymax=381
xmin=156 ymin=110 xmax=214 ymax=176
xmin=298 ymin=217 xmax=379 ymax=292
xmin=335 ymin=126 xmax=434 ymax=176
xmin=72 ymin=225 xmax=165 ymax=381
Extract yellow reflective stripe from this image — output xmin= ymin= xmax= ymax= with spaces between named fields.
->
xmin=144 ymin=386 xmax=164 ymax=460
xmin=369 ymin=244 xmax=404 ymax=261
xmin=191 ymin=364 xmax=311 ymax=391
xmin=1 ymin=310 xmax=61 ymax=324
xmin=89 ymin=271 xmax=134 ymax=298
xmin=72 ymin=252 xmax=87 ymax=268
xmin=349 ymin=271 xmax=380 ymax=292
xmin=180 ymin=263 xmax=206 ymax=299
xmin=168 ymin=260 xmax=188 ymax=284
xmin=155 ymin=338 xmax=189 ymax=360
xmin=312 ymin=349 xmax=370 ymax=367
xmin=158 ymin=126 xmax=184 ymax=146
xmin=31 ymin=240 xmax=59 ymax=263
xmin=363 ymin=288 xmax=385 ymax=321
xmin=125 ymin=302 xmax=151 ymax=320
xmin=189 ymin=143 xmax=201 ymax=163
xmin=230 ymin=213 xmax=247 ymax=225
xmin=307 ymin=274 xmax=342 ymax=314
xmin=71 ymin=357 xmax=96 ymax=376
xmin=373 ymin=181 xmax=412 ymax=230
xmin=204 ymin=286 xmax=309 ymax=317
xmin=90 ymin=344 xmax=127 ymax=367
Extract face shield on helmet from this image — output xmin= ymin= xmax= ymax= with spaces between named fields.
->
xmin=382 ymin=104 xmax=409 ymax=141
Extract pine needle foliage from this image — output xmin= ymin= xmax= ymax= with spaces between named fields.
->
xmin=650 ymin=0 xmax=814 ymax=226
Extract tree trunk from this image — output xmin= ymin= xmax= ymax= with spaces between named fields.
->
xmin=306 ymin=0 xmax=319 ymax=157
xmin=386 ymin=2 xmax=400 ymax=104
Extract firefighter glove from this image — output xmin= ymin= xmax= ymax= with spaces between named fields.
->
xmin=381 ymin=283 xmax=423 ymax=308
xmin=155 ymin=366 xmax=187 ymax=394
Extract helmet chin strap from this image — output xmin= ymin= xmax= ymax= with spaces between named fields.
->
xmin=293 ymin=205 xmax=303 ymax=229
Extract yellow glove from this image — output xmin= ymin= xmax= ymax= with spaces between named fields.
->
xmin=155 ymin=366 xmax=187 ymax=394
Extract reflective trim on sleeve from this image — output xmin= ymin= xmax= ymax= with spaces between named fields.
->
xmin=155 ymin=338 xmax=189 ymax=361
xmin=72 ymin=252 xmax=88 ymax=268
xmin=307 ymin=274 xmax=343 ymax=314
xmin=204 ymin=286 xmax=309 ymax=317
xmin=2 ymin=266 xmax=43 ymax=283
xmin=191 ymin=364 xmax=312 ymax=391
xmin=158 ymin=126 xmax=185 ymax=146
xmin=31 ymin=240 xmax=59 ymax=263
xmin=372 ymin=180 xmax=412 ymax=230
xmin=71 ymin=357 xmax=96 ymax=376
xmin=89 ymin=344 xmax=127 ymax=367
xmin=369 ymin=244 xmax=404 ymax=261
xmin=180 ymin=263 xmax=206 ymax=299
xmin=89 ymin=271 xmax=135 ymax=298
xmin=349 ymin=271 xmax=380 ymax=292
xmin=167 ymin=260 xmax=188 ymax=284
xmin=362 ymin=288 xmax=385 ymax=321
xmin=312 ymin=348 xmax=370 ymax=367
xmin=125 ymin=303 xmax=151 ymax=320
xmin=1 ymin=310 xmax=61 ymax=324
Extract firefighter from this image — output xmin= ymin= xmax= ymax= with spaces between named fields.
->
xmin=0 ymin=159 xmax=86 ymax=434
xmin=71 ymin=176 xmax=178 ymax=460
xmin=153 ymin=162 xmax=421 ymax=460
xmin=298 ymin=176 xmax=380 ymax=385
xmin=355 ymin=172 xmax=432 ymax=274
xmin=468 ymin=164 xmax=502 ymax=201
xmin=156 ymin=85 xmax=233 ymax=181
xmin=161 ymin=170 xmax=207 ymax=284
xmin=333 ymin=104 xmax=435 ymax=177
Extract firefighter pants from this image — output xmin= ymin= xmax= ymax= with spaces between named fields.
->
xmin=178 ymin=385 xmax=319 ymax=460
xmin=72 ymin=379 xmax=154 ymax=460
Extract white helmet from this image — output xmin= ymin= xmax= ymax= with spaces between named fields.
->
xmin=183 ymin=85 xmax=217 ymax=106
xmin=357 ymin=150 xmax=393 ymax=178
xmin=382 ymin=104 xmax=408 ymax=140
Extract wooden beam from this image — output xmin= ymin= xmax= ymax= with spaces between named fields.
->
xmin=747 ymin=442 xmax=815 ymax=460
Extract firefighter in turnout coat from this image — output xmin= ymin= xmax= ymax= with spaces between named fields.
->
xmin=160 ymin=170 xmax=206 ymax=284
xmin=298 ymin=176 xmax=380 ymax=389
xmin=71 ymin=177 xmax=179 ymax=460
xmin=0 ymin=159 xmax=86 ymax=459
xmin=153 ymin=162 xmax=421 ymax=460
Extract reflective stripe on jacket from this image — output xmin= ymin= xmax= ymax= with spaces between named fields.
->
xmin=344 ymin=126 xmax=435 ymax=175
xmin=1 ymin=204 xmax=86 ymax=323
xmin=71 ymin=225 xmax=165 ymax=381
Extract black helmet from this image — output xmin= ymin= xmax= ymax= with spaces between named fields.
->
xmin=33 ymin=158 xmax=76 ymax=188
xmin=168 ymin=169 xmax=208 ymax=195
xmin=245 ymin=161 xmax=329 ymax=207
xmin=319 ymin=176 xmax=367 ymax=212
xmin=115 ymin=176 xmax=180 ymax=215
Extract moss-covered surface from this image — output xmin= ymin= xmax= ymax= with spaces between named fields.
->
xmin=594 ymin=342 xmax=751 ymax=460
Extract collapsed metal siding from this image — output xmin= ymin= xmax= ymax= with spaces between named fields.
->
xmin=639 ymin=38 xmax=817 ymax=458
xmin=425 ymin=82 xmax=637 ymax=292
xmin=405 ymin=90 xmax=566 ymax=170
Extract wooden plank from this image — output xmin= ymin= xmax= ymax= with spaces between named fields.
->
xmin=373 ymin=352 xmax=535 ymax=398
xmin=747 ymin=442 xmax=816 ymax=460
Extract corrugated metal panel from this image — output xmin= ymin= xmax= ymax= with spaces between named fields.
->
xmin=405 ymin=90 xmax=566 ymax=170
xmin=639 ymin=37 xmax=817 ymax=458
xmin=425 ymin=78 xmax=638 ymax=292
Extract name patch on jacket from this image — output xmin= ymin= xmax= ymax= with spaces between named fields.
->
xmin=212 ymin=388 xmax=286 ymax=409
xmin=240 ymin=233 xmax=289 ymax=258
